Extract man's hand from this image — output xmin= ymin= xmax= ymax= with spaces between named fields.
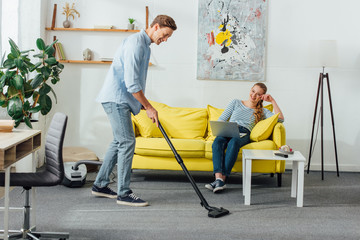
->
xmin=146 ymin=106 xmax=159 ymax=127
xmin=132 ymin=90 xmax=159 ymax=126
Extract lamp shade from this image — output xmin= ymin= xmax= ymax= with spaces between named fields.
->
xmin=308 ymin=40 xmax=338 ymax=68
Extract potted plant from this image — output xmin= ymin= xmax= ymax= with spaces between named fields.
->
xmin=128 ymin=18 xmax=136 ymax=30
xmin=0 ymin=37 xmax=64 ymax=128
xmin=62 ymin=2 xmax=80 ymax=28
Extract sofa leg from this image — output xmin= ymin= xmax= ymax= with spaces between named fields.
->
xmin=277 ymin=173 xmax=282 ymax=187
xmin=270 ymin=173 xmax=274 ymax=178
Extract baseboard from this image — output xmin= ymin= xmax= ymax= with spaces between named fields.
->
xmin=285 ymin=163 xmax=360 ymax=172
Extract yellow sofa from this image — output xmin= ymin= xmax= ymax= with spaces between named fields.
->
xmin=131 ymin=101 xmax=286 ymax=185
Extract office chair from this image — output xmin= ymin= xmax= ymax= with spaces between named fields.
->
xmin=0 ymin=112 xmax=69 ymax=240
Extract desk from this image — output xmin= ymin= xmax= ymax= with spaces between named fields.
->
xmin=242 ymin=149 xmax=306 ymax=207
xmin=0 ymin=129 xmax=41 ymax=240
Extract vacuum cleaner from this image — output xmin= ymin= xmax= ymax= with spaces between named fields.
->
xmin=158 ymin=121 xmax=230 ymax=218
xmin=62 ymin=160 xmax=102 ymax=188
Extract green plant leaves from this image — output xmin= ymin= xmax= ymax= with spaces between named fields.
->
xmin=39 ymin=94 xmax=52 ymax=115
xmin=7 ymin=97 xmax=23 ymax=119
xmin=7 ymin=86 xmax=18 ymax=98
xmin=24 ymin=116 xmax=32 ymax=128
xmin=30 ymin=62 xmax=42 ymax=72
xmin=36 ymin=38 xmax=46 ymax=50
xmin=24 ymin=82 xmax=34 ymax=98
xmin=31 ymin=74 xmax=44 ymax=88
xmin=1 ymin=37 xmax=64 ymax=128
xmin=45 ymin=57 xmax=57 ymax=65
xmin=3 ymin=59 xmax=15 ymax=69
xmin=9 ymin=38 xmax=21 ymax=58
xmin=10 ymin=75 xmax=24 ymax=90
xmin=0 ymin=93 xmax=6 ymax=106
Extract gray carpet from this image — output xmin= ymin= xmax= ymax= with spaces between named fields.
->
xmin=1 ymin=170 xmax=360 ymax=240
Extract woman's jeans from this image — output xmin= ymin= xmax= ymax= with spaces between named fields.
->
xmin=94 ymin=102 xmax=135 ymax=196
xmin=212 ymin=126 xmax=251 ymax=176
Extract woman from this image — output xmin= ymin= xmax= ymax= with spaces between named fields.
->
xmin=206 ymin=83 xmax=284 ymax=193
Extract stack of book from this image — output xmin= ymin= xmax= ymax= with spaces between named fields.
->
xmin=54 ymin=42 xmax=66 ymax=60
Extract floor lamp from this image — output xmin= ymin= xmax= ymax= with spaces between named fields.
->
xmin=307 ymin=40 xmax=339 ymax=180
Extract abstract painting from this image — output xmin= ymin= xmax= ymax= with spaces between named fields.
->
xmin=197 ymin=0 xmax=268 ymax=81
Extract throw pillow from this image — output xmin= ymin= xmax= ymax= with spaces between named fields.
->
xmin=133 ymin=110 xmax=162 ymax=138
xmin=250 ymin=113 xmax=279 ymax=142
xmin=206 ymin=105 xmax=224 ymax=140
xmin=264 ymin=104 xmax=273 ymax=112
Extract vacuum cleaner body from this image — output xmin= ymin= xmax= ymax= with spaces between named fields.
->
xmin=62 ymin=160 xmax=103 ymax=188
xmin=62 ymin=162 xmax=87 ymax=187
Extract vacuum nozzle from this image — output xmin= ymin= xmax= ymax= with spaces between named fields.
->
xmin=207 ymin=207 xmax=230 ymax=218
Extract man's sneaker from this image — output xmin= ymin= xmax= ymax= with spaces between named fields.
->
xmin=206 ymin=179 xmax=226 ymax=193
xmin=117 ymin=190 xmax=149 ymax=207
xmin=91 ymin=185 xmax=117 ymax=199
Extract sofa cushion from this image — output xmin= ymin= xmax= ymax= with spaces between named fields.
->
xmin=250 ymin=113 xmax=279 ymax=142
xmin=135 ymin=137 xmax=205 ymax=158
xmin=205 ymin=140 xmax=277 ymax=159
xmin=150 ymin=101 xmax=208 ymax=139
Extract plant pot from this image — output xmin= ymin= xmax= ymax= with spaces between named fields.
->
xmin=128 ymin=23 xmax=135 ymax=30
xmin=63 ymin=19 xmax=71 ymax=28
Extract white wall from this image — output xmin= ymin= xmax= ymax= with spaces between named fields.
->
xmin=42 ymin=0 xmax=360 ymax=171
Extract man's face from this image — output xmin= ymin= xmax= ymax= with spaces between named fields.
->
xmin=152 ymin=25 xmax=174 ymax=45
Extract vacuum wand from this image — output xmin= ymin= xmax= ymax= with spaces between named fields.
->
xmin=158 ymin=121 xmax=230 ymax=218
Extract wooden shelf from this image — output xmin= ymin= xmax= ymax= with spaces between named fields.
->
xmin=59 ymin=60 xmax=153 ymax=66
xmin=59 ymin=60 xmax=111 ymax=64
xmin=45 ymin=27 xmax=140 ymax=32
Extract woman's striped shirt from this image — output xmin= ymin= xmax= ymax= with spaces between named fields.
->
xmin=218 ymin=99 xmax=278 ymax=131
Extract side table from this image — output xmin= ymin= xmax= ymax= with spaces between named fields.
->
xmin=242 ymin=149 xmax=306 ymax=207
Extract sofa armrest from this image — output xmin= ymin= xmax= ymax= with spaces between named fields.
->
xmin=272 ymin=122 xmax=286 ymax=148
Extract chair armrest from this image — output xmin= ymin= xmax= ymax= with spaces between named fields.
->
xmin=272 ymin=122 xmax=286 ymax=148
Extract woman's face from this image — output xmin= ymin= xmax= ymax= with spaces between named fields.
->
xmin=249 ymin=85 xmax=265 ymax=103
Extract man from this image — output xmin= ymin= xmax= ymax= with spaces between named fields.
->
xmin=92 ymin=15 xmax=177 ymax=207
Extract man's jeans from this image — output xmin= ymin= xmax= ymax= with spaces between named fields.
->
xmin=212 ymin=126 xmax=251 ymax=176
xmin=94 ymin=102 xmax=135 ymax=196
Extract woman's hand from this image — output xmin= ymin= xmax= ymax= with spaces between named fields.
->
xmin=262 ymin=94 xmax=284 ymax=121
xmin=261 ymin=94 xmax=274 ymax=103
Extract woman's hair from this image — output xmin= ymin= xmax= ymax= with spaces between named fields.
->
xmin=253 ymin=82 xmax=267 ymax=124
xmin=150 ymin=15 xmax=177 ymax=31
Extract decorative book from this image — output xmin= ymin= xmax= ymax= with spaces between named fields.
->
xmin=54 ymin=42 xmax=66 ymax=60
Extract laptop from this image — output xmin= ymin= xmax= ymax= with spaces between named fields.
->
xmin=209 ymin=121 xmax=247 ymax=138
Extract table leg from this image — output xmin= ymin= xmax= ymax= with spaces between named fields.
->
xmin=242 ymin=152 xmax=245 ymax=196
xmin=4 ymin=167 xmax=10 ymax=240
xmin=297 ymin=162 xmax=304 ymax=207
xmin=291 ymin=161 xmax=298 ymax=198
xmin=31 ymin=152 xmax=37 ymax=230
xmin=244 ymin=158 xmax=252 ymax=205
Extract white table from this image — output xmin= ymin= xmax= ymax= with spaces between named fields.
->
xmin=0 ymin=129 xmax=41 ymax=240
xmin=242 ymin=149 xmax=306 ymax=207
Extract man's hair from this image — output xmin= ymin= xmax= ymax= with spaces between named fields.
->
xmin=150 ymin=15 xmax=177 ymax=31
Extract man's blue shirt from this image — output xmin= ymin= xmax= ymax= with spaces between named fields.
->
xmin=96 ymin=29 xmax=151 ymax=115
